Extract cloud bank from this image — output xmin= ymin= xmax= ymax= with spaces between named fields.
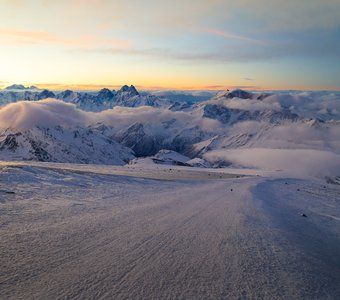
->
xmin=204 ymin=148 xmax=340 ymax=177
xmin=214 ymin=91 xmax=340 ymax=120
xmin=0 ymin=98 xmax=221 ymax=136
xmin=0 ymin=94 xmax=339 ymax=177
xmin=0 ymin=99 xmax=90 ymax=130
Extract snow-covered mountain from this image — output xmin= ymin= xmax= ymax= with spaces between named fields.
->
xmin=92 ymin=118 xmax=212 ymax=157
xmin=57 ymin=85 xmax=168 ymax=110
xmin=4 ymin=84 xmax=39 ymax=91
xmin=0 ymin=89 xmax=56 ymax=105
xmin=0 ymin=126 xmax=134 ymax=164
xmin=195 ymin=89 xmax=299 ymax=125
xmin=129 ymin=149 xmax=192 ymax=166
xmin=0 ymin=88 xmax=338 ymax=173
xmin=0 ymin=84 xmax=168 ymax=111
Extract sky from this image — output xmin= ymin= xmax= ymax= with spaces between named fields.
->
xmin=0 ymin=0 xmax=339 ymax=91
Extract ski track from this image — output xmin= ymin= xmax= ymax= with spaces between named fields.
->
xmin=0 ymin=165 xmax=340 ymax=299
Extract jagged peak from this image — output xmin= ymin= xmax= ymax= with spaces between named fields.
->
xmin=58 ymin=89 xmax=77 ymax=96
xmin=99 ymin=88 xmax=111 ymax=92
xmin=98 ymin=88 xmax=115 ymax=97
xmin=118 ymin=85 xmax=139 ymax=96
xmin=39 ymin=89 xmax=55 ymax=97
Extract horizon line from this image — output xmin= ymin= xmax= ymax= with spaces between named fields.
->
xmin=1 ymin=83 xmax=339 ymax=92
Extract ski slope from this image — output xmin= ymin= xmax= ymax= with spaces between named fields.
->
xmin=0 ymin=162 xmax=339 ymax=299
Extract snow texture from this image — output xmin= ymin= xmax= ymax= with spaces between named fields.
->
xmin=0 ymin=162 xmax=339 ymax=299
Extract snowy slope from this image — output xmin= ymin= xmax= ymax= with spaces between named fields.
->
xmin=130 ymin=149 xmax=191 ymax=166
xmin=0 ymin=162 xmax=339 ymax=299
xmin=0 ymin=126 xmax=134 ymax=164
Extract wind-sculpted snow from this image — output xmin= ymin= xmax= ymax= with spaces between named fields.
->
xmin=0 ymin=164 xmax=339 ymax=299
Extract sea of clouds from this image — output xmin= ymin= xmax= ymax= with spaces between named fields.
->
xmin=204 ymin=148 xmax=340 ymax=177
xmin=213 ymin=91 xmax=340 ymax=120
xmin=0 ymin=91 xmax=339 ymax=177
xmin=0 ymin=98 xmax=221 ymax=135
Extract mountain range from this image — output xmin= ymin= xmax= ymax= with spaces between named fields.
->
xmin=0 ymin=84 xmax=339 ymax=172
xmin=0 ymin=85 xmax=167 ymax=111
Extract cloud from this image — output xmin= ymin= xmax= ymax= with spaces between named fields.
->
xmin=264 ymin=92 xmax=340 ymax=120
xmin=214 ymin=97 xmax=282 ymax=112
xmin=202 ymin=85 xmax=226 ymax=90
xmin=193 ymin=27 xmax=266 ymax=45
xmin=204 ymin=148 xmax=340 ymax=177
xmin=243 ymin=0 xmax=340 ymax=32
xmin=87 ymin=30 xmax=339 ymax=64
xmin=98 ymin=106 xmax=222 ymax=136
xmin=228 ymin=85 xmax=260 ymax=90
xmin=1 ymin=1 xmax=339 ymax=67
xmin=87 ymin=46 xmax=268 ymax=63
xmin=223 ymin=118 xmax=340 ymax=155
xmin=0 ymin=81 xmax=9 ymax=89
xmin=0 ymin=98 xmax=221 ymax=137
xmin=0 ymin=28 xmax=131 ymax=49
xmin=0 ymin=99 xmax=90 ymax=130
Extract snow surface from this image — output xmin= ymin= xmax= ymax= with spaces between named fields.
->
xmin=1 ymin=161 xmax=339 ymax=299
xmin=130 ymin=150 xmax=191 ymax=166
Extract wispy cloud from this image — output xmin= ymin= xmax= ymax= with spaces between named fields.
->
xmin=228 ymin=85 xmax=261 ymax=90
xmin=204 ymin=85 xmax=228 ymax=90
xmin=0 ymin=28 xmax=131 ymax=49
xmin=84 ymin=45 xmax=280 ymax=63
xmin=31 ymin=83 xmax=126 ymax=91
xmin=0 ymin=81 xmax=9 ymax=89
xmin=235 ymin=0 xmax=340 ymax=32
xmin=0 ymin=28 xmax=58 ymax=44
xmin=195 ymin=27 xmax=266 ymax=45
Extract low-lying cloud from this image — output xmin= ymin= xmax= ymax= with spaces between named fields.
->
xmin=213 ymin=91 xmax=340 ymax=120
xmin=0 ymin=99 xmax=90 ymax=130
xmin=0 ymin=98 xmax=221 ymax=136
xmin=219 ymin=98 xmax=282 ymax=112
xmin=204 ymin=148 xmax=340 ymax=177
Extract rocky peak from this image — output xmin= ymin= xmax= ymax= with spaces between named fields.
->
xmin=39 ymin=89 xmax=55 ymax=99
xmin=118 ymin=85 xmax=139 ymax=96
xmin=97 ymin=88 xmax=115 ymax=100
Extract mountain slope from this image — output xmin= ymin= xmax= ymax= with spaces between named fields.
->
xmin=0 ymin=126 xmax=135 ymax=164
